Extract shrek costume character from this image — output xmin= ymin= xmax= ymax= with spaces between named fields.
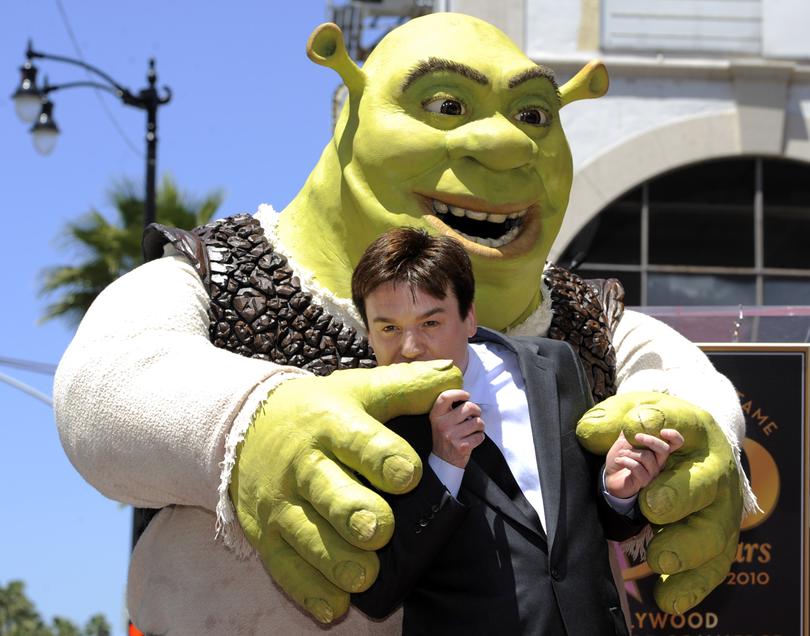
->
xmin=54 ymin=13 xmax=755 ymax=634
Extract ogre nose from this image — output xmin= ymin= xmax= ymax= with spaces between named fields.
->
xmin=446 ymin=114 xmax=537 ymax=171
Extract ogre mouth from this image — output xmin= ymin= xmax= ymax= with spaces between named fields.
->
xmin=427 ymin=198 xmax=528 ymax=248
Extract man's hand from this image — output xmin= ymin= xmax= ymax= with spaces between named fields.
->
xmin=229 ymin=360 xmax=462 ymax=624
xmin=429 ymin=389 xmax=485 ymax=468
xmin=605 ymin=429 xmax=684 ymax=499
xmin=577 ymin=391 xmax=743 ymax=615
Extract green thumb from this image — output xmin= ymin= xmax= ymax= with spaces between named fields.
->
xmin=341 ymin=359 xmax=464 ymax=422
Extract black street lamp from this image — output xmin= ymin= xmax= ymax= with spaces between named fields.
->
xmin=11 ymin=40 xmax=172 ymax=228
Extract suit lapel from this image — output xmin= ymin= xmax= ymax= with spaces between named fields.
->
xmin=514 ymin=340 xmax=563 ymax=553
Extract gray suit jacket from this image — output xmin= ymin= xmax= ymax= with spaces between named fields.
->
xmin=352 ymin=328 xmax=642 ymax=635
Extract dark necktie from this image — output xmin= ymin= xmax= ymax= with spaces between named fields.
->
xmin=471 ymin=434 xmax=547 ymax=539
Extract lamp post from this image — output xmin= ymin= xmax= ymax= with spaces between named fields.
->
xmin=11 ymin=40 xmax=172 ymax=228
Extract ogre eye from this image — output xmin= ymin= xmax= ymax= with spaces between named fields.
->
xmin=423 ymin=97 xmax=466 ymax=116
xmin=515 ymin=107 xmax=550 ymax=126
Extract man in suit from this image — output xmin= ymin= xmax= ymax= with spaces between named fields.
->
xmin=350 ymin=228 xmax=682 ymax=635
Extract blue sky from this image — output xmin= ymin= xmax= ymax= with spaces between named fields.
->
xmin=1 ymin=2 xmax=338 ymax=631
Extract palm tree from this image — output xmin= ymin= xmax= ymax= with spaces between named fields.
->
xmin=39 ymin=174 xmax=222 ymax=326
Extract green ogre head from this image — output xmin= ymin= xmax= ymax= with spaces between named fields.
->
xmin=277 ymin=12 xmax=608 ymax=331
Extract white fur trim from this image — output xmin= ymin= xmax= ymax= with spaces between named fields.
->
xmin=738 ymin=448 xmax=762 ymax=518
xmin=622 ymin=525 xmax=654 ymax=560
xmin=256 ymin=204 xmax=367 ymax=336
xmin=504 ymin=278 xmax=553 ymax=338
xmin=216 ymin=368 xmax=311 ymax=556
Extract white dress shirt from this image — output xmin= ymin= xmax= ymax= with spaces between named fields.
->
xmin=428 ymin=342 xmax=635 ymax=528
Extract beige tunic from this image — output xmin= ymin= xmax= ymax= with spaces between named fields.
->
xmin=54 ymin=208 xmax=752 ymax=635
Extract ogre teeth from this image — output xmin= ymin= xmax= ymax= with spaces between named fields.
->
xmin=429 ymin=198 xmax=527 ymax=248
xmin=431 ymin=200 xmax=526 ymax=223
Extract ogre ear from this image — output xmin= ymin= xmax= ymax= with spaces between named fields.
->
xmin=559 ymin=60 xmax=609 ymax=107
xmin=307 ymin=23 xmax=366 ymax=95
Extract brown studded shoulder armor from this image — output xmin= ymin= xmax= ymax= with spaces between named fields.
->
xmin=542 ymin=264 xmax=624 ymax=402
xmin=144 ymin=214 xmax=375 ymax=375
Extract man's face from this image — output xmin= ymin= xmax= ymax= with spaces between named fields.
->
xmin=364 ymin=282 xmax=477 ymax=372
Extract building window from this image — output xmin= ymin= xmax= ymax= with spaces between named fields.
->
xmin=601 ymin=0 xmax=762 ymax=56
xmin=559 ymin=157 xmax=810 ymax=307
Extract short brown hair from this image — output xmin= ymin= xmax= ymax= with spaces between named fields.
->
xmin=352 ymin=228 xmax=474 ymax=326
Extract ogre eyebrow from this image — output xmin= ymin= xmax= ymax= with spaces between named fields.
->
xmin=508 ymin=65 xmax=560 ymax=94
xmin=401 ymin=57 xmax=490 ymax=93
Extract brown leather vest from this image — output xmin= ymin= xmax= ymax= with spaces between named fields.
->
xmin=143 ymin=214 xmax=624 ymax=403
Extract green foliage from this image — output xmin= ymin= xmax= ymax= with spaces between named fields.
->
xmin=39 ymin=173 xmax=223 ymax=326
xmin=0 ymin=580 xmax=111 ymax=636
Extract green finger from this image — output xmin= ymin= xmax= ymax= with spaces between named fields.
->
xmin=354 ymin=360 xmax=463 ymax=423
xmin=322 ymin=406 xmax=425 ymax=496
xmin=620 ymin=396 xmax=709 ymax=454
xmin=576 ymin=399 xmax=628 ymax=454
xmin=641 ymin=426 xmax=739 ymax=526
xmin=646 ymin=505 xmax=729 ymax=574
xmin=256 ymin=529 xmax=350 ymax=624
xmin=295 ymin=448 xmax=396 ymax=550
xmin=273 ymin=499 xmax=381 ymax=594
xmin=645 ymin=470 xmax=742 ymax=567
xmin=578 ymin=391 xmax=716 ymax=455
xmin=653 ymin=528 xmax=739 ymax=615
xmin=640 ymin=453 xmax=718 ymax=524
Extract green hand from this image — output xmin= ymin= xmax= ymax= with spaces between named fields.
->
xmin=229 ymin=359 xmax=462 ymax=623
xmin=577 ymin=391 xmax=742 ymax=614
